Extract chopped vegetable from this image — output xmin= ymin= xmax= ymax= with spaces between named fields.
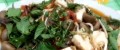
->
xmin=0 ymin=0 xmax=120 ymax=50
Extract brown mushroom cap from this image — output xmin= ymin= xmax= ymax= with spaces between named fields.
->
xmin=1 ymin=29 xmax=8 ymax=41
xmin=1 ymin=41 xmax=15 ymax=50
xmin=83 ymin=13 xmax=96 ymax=25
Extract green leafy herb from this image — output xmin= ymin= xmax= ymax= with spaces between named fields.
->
xmin=16 ymin=17 xmax=30 ymax=35
xmin=108 ymin=30 xmax=120 ymax=50
xmin=6 ymin=23 xmax=13 ymax=36
xmin=9 ymin=34 xmax=26 ymax=48
xmin=50 ymin=10 xmax=59 ymax=21
xmin=7 ymin=8 xmax=21 ymax=17
xmin=108 ymin=19 xmax=120 ymax=27
xmin=41 ymin=34 xmax=54 ymax=39
xmin=67 ymin=3 xmax=83 ymax=11
xmin=99 ymin=19 xmax=112 ymax=31
xmin=37 ymin=0 xmax=51 ymax=10
xmin=10 ymin=17 xmax=20 ymax=23
xmin=30 ymin=9 xmax=43 ymax=18
xmin=34 ymin=22 xmax=46 ymax=39
xmin=35 ymin=42 xmax=56 ymax=50
xmin=44 ymin=11 xmax=49 ymax=17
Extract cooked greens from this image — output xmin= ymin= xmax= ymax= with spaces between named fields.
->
xmin=0 ymin=0 xmax=120 ymax=50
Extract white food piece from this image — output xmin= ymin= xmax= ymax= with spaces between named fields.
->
xmin=75 ymin=8 xmax=86 ymax=21
xmin=65 ymin=0 xmax=74 ymax=3
xmin=55 ymin=0 xmax=67 ymax=7
xmin=92 ymin=31 xmax=108 ymax=50
xmin=72 ymin=34 xmax=93 ymax=50
xmin=62 ymin=47 xmax=72 ymax=50
xmin=61 ymin=46 xmax=76 ymax=50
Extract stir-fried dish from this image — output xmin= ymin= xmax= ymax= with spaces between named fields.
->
xmin=0 ymin=0 xmax=120 ymax=50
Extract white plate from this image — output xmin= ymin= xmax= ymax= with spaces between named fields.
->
xmin=0 ymin=0 xmax=120 ymax=20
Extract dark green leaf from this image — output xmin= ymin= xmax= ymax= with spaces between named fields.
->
xmin=108 ymin=30 xmax=120 ymax=50
xmin=110 ymin=30 xmax=120 ymax=39
xmin=41 ymin=34 xmax=54 ymax=39
xmin=62 ymin=12 xmax=67 ymax=17
xmin=37 ymin=1 xmax=51 ymax=10
xmin=44 ymin=11 xmax=49 ymax=17
xmin=35 ymin=42 xmax=55 ymax=50
xmin=34 ymin=22 xmax=46 ymax=39
xmin=9 ymin=35 xmax=26 ymax=48
xmin=7 ymin=8 xmax=21 ymax=17
xmin=108 ymin=36 xmax=118 ymax=50
xmin=56 ymin=40 xmax=67 ymax=48
xmin=6 ymin=23 xmax=13 ymax=36
xmin=30 ymin=9 xmax=43 ymax=17
xmin=29 ymin=24 xmax=36 ymax=31
xmin=99 ymin=19 xmax=112 ymax=31
xmin=108 ymin=19 xmax=120 ymax=27
xmin=67 ymin=3 xmax=83 ymax=11
xmin=16 ymin=17 xmax=30 ymax=35
xmin=50 ymin=10 xmax=59 ymax=21
xmin=10 ymin=17 xmax=20 ymax=23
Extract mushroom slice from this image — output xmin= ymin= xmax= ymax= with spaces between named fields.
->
xmin=61 ymin=46 xmax=76 ymax=50
xmin=83 ymin=13 xmax=96 ymax=25
xmin=1 ymin=29 xmax=8 ymax=41
xmin=91 ymin=31 xmax=108 ymax=50
xmin=94 ymin=21 xmax=101 ymax=30
xmin=55 ymin=0 xmax=67 ymax=7
xmin=72 ymin=34 xmax=93 ymax=50
xmin=2 ymin=41 xmax=15 ymax=50
xmin=75 ymin=8 xmax=86 ymax=22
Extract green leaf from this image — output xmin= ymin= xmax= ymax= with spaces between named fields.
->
xmin=29 ymin=24 xmax=36 ymax=31
xmin=67 ymin=3 xmax=83 ymax=11
xmin=16 ymin=17 xmax=30 ymax=35
xmin=7 ymin=8 xmax=21 ymax=17
xmin=30 ymin=9 xmax=43 ymax=18
xmin=99 ymin=19 xmax=112 ymax=31
xmin=6 ymin=23 xmax=13 ymax=36
xmin=41 ymin=34 xmax=54 ymax=39
xmin=108 ymin=36 xmax=118 ymax=50
xmin=37 ymin=0 xmax=51 ymax=10
xmin=110 ymin=30 xmax=120 ymax=39
xmin=50 ymin=10 xmax=59 ymax=21
xmin=9 ymin=35 xmax=26 ymax=48
xmin=34 ymin=22 xmax=46 ymax=39
xmin=61 ymin=11 xmax=67 ymax=17
xmin=35 ymin=42 xmax=55 ymax=50
xmin=108 ymin=19 xmax=120 ymax=27
xmin=108 ymin=30 xmax=120 ymax=50
xmin=44 ymin=11 xmax=49 ymax=17
xmin=10 ymin=17 xmax=20 ymax=23
xmin=56 ymin=40 xmax=66 ymax=47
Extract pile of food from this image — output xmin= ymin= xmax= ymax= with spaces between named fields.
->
xmin=0 ymin=0 xmax=120 ymax=50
